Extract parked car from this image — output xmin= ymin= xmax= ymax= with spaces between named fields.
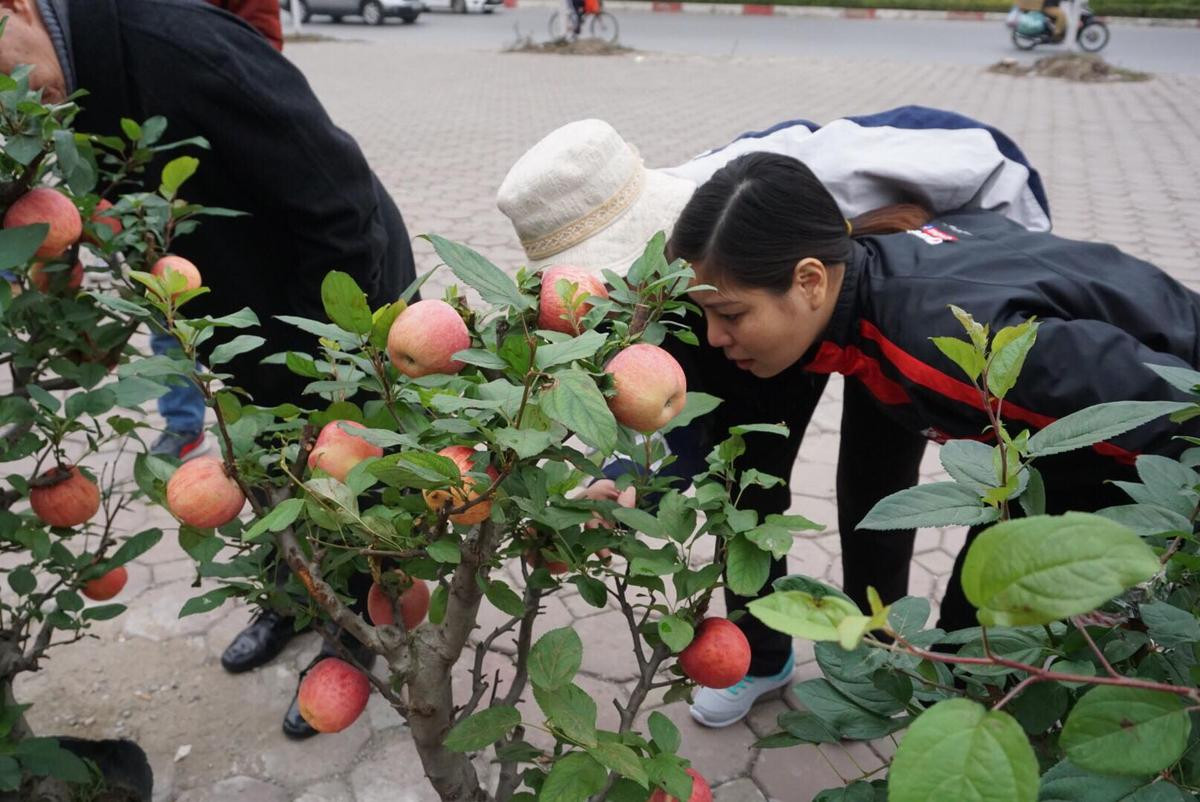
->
xmin=422 ymin=0 xmax=501 ymax=13
xmin=281 ymin=0 xmax=423 ymax=24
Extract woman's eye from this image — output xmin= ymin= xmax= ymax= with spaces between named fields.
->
xmin=719 ymin=312 xmax=741 ymax=323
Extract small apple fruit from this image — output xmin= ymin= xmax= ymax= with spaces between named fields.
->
xmin=151 ymin=254 xmax=203 ymax=298
xmin=166 ymin=457 xmax=246 ymax=528
xmin=538 ymin=265 xmax=608 ymax=335
xmin=3 ymin=187 xmax=82 ymax=258
xmin=29 ymin=465 xmax=101 ymax=527
xmin=523 ymin=549 xmax=569 ymax=575
xmin=308 ymin=420 xmax=383 ymax=482
xmin=647 ymin=768 xmax=713 ymax=802
xmin=386 ymin=299 xmax=470 ymax=378
xmin=422 ymin=445 xmax=498 ymax=525
xmin=604 ymin=343 xmax=687 ymax=433
xmin=82 ymin=566 xmax=128 ymax=601
xmin=366 ymin=572 xmax=431 ymax=630
xmin=297 ymin=657 xmax=370 ymax=733
xmin=29 ymin=260 xmax=83 ymax=293
xmin=89 ymin=199 xmax=122 ymax=241
xmin=678 ymin=617 xmax=751 ymax=689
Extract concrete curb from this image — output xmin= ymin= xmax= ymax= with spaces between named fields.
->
xmin=503 ymin=0 xmax=1200 ymax=28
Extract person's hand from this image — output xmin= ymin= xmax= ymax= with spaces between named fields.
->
xmin=580 ymin=479 xmax=636 ymax=530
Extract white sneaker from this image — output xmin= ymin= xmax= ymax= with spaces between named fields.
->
xmin=688 ymin=651 xmax=795 ymax=728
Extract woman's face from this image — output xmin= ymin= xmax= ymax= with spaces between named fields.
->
xmin=689 ymin=259 xmax=839 ymax=379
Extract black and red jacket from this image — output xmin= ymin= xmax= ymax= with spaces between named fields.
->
xmin=805 ymin=209 xmax=1200 ymax=470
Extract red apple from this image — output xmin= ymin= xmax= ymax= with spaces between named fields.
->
xmin=297 ymin=657 xmax=370 ymax=733
xmin=678 ymin=617 xmax=751 ymax=689
xmin=604 ymin=343 xmax=687 ymax=433
xmin=422 ymin=445 xmax=498 ymax=525
xmin=86 ymin=199 xmax=122 ymax=243
xmin=386 ymin=299 xmax=470 ymax=378
xmin=82 ymin=566 xmax=128 ymax=601
xmin=29 ymin=465 xmax=101 ymax=528
xmin=523 ymin=549 xmax=569 ymax=575
xmin=166 ymin=457 xmax=245 ymax=528
xmin=366 ymin=572 xmax=431 ymax=630
xmin=538 ymin=265 xmax=609 ymax=335
xmin=308 ymin=420 xmax=383 ymax=482
xmin=29 ymin=260 xmax=83 ymax=293
xmin=647 ymin=769 xmax=713 ymax=802
xmin=4 ymin=187 xmax=82 ymax=258
xmin=151 ymin=254 xmax=202 ymax=298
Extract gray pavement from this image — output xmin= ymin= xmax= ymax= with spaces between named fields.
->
xmin=16 ymin=31 xmax=1200 ymax=802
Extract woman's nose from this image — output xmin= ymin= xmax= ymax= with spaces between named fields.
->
xmin=706 ymin=319 xmax=732 ymax=349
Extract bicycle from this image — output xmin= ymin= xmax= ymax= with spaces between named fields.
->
xmin=548 ymin=2 xmax=619 ymax=44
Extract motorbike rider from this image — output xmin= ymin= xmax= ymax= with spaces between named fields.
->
xmin=1017 ymin=0 xmax=1066 ymax=39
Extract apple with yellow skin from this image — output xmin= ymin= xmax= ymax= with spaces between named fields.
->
xmin=166 ymin=457 xmax=246 ymax=528
xmin=30 ymin=465 xmax=101 ymax=528
xmin=297 ymin=658 xmax=370 ymax=733
xmin=82 ymin=566 xmax=128 ymax=601
xmin=647 ymin=769 xmax=713 ymax=802
xmin=4 ymin=187 xmax=82 ymax=258
xmin=308 ymin=420 xmax=383 ymax=482
xmin=678 ymin=617 xmax=751 ymax=689
xmin=538 ymin=265 xmax=608 ymax=335
xmin=386 ymin=299 xmax=470 ymax=378
xmin=151 ymin=254 xmax=202 ymax=298
xmin=366 ymin=572 xmax=431 ymax=630
xmin=29 ymin=260 xmax=83 ymax=293
xmin=604 ymin=343 xmax=687 ymax=433
xmin=423 ymin=445 xmax=498 ymax=525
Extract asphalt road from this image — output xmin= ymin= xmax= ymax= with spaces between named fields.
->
xmin=288 ymin=6 xmax=1200 ymax=74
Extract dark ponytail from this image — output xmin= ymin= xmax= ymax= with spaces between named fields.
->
xmin=668 ymin=152 xmax=931 ymax=294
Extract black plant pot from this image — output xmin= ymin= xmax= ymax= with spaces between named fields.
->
xmin=55 ymin=737 xmax=153 ymax=802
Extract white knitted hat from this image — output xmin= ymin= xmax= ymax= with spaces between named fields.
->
xmin=497 ymin=119 xmax=696 ymax=275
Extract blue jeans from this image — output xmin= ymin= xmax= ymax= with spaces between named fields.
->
xmin=149 ymin=328 xmax=206 ymax=435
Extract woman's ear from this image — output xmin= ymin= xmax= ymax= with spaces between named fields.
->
xmin=792 ymin=258 xmax=829 ymax=309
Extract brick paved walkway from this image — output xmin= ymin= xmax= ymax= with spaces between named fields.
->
xmin=16 ymin=37 xmax=1200 ymax=801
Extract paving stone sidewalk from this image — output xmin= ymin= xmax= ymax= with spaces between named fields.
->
xmin=15 ymin=38 xmax=1200 ymax=801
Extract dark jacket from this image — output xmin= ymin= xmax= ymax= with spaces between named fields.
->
xmin=69 ymin=0 xmax=416 ymax=405
xmin=806 ymin=209 xmax=1200 ymax=479
xmin=206 ymin=0 xmax=285 ymax=51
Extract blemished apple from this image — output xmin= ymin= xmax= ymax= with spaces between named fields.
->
xmin=29 ymin=465 xmax=101 ymax=528
xmin=297 ymin=657 xmax=370 ymax=733
xmin=538 ymin=265 xmax=609 ymax=335
xmin=422 ymin=445 xmax=498 ymax=525
xmin=3 ymin=187 xmax=82 ymax=259
xmin=647 ymin=769 xmax=713 ymax=802
xmin=151 ymin=254 xmax=203 ymax=298
xmin=386 ymin=299 xmax=470 ymax=378
xmin=166 ymin=457 xmax=246 ymax=529
xmin=677 ymin=617 xmax=751 ymax=689
xmin=366 ymin=572 xmax=431 ymax=630
xmin=604 ymin=343 xmax=687 ymax=433
xmin=29 ymin=260 xmax=83 ymax=293
xmin=86 ymin=199 xmax=122 ymax=243
xmin=308 ymin=420 xmax=383 ymax=482
xmin=82 ymin=566 xmax=128 ymax=601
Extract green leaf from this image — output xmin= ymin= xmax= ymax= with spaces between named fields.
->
xmin=949 ymin=305 xmax=989 ymax=351
xmin=778 ymin=710 xmax=841 ymax=744
xmin=485 ymin=580 xmax=527 ymax=618
xmin=568 ymin=575 xmax=608 ymax=608
xmin=858 ymin=481 xmax=999 ymax=530
xmin=453 ymin=348 xmax=508 ymax=370
xmin=745 ymin=523 xmax=794 ymax=559
xmin=7 ymin=566 xmax=35 ymax=595
xmin=1027 ymin=401 xmax=1193 ymax=458
xmin=939 ymin=439 xmax=1001 ymax=493
xmin=1009 ymin=680 xmax=1069 ymax=736
xmin=427 ymin=538 xmax=461 ymax=564
xmin=369 ymin=299 xmax=406 ymax=350
xmin=590 ymin=741 xmax=649 ymax=788
xmin=121 ymin=118 xmax=142 ymax=140
xmin=369 ymin=451 xmax=460 ymax=490
xmin=541 ymin=752 xmax=607 ymax=802
xmin=107 ymin=528 xmax=163 ymax=568
xmin=791 ymin=679 xmax=904 ymax=740
xmin=422 ymin=234 xmax=530 ymax=310
xmin=535 ymin=330 xmax=606 ymax=370
xmin=534 ymin=683 xmax=598 ymax=747
xmin=242 ymin=498 xmax=305 ymax=542
xmin=209 ymin=335 xmax=266 ymax=366
xmin=540 ymin=369 xmax=617 ymax=455
xmin=179 ymin=525 xmax=222 ymax=563
xmin=657 ymin=615 xmax=694 ymax=652
xmin=1061 ymin=687 xmax=1190 ymax=776
xmin=889 ymin=699 xmax=1037 ymax=802
xmin=1145 ymin=363 xmax=1200 ymax=395
xmin=443 ymin=706 xmax=522 ymax=752
xmin=1019 ymin=466 xmax=1045 ymax=517
xmin=659 ymin=391 xmax=722 ymax=435
xmin=82 ymin=603 xmax=125 ymax=621
xmin=494 ymin=427 xmax=562 ymax=460
xmin=961 ymin=513 xmax=1161 ymax=627
xmin=14 ymin=737 xmax=92 ymax=783
xmin=748 ymin=590 xmax=863 ymax=642
xmin=814 ymin=782 xmax=888 ymax=802
xmin=0 ymin=224 xmax=48 ymax=270
xmin=320 ymin=270 xmax=373 ymax=335
xmin=610 ymin=506 xmax=668 ymax=539
xmin=179 ymin=587 xmax=235 ymax=617
xmin=987 ymin=320 xmax=1038 ymax=399
xmin=931 ymin=335 xmax=984 ymax=382
xmin=429 ymin=582 xmax=448 ymax=625
xmin=1139 ymin=601 xmax=1200 ymax=650
xmin=65 ymin=387 xmax=117 ymax=419
xmin=726 ymin=533 xmax=771 ymax=596
xmin=159 ymin=155 xmax=199 ymax=198
xmin=529 ymin=627 xmax=583 ymax=690
xmin=648 ymin=711 xmax=680 ymax=753
xmin=0 ymin=755 xmax=18 ymax=791
xmin=1039 ymin=760 xmax=1178 ymax=802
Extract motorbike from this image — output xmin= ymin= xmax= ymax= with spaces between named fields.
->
xmin=1007 ymin=1 xmax=1110 ymax=52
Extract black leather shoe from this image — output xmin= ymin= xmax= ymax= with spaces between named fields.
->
xmin=282 ymin=638 xmax=377 ymax=740
xmin=221 ymin=610 xmax=303 ymax=674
